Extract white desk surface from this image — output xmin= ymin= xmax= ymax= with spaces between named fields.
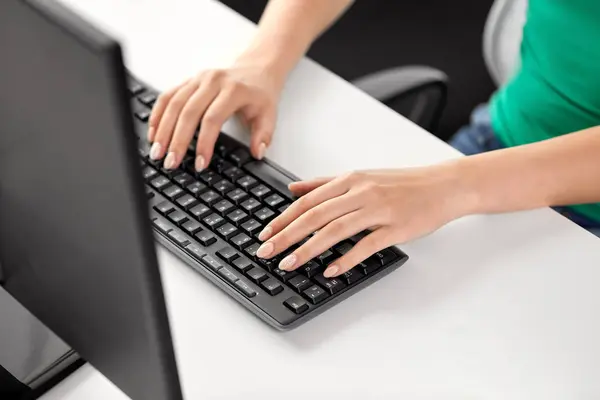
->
xmin=43 ymin=0 xmax=600 ymax=399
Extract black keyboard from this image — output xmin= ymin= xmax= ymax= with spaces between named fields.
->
xmin=128 ymin=75 xmax=409 ymax=329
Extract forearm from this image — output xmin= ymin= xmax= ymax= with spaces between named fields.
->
xmin=452 ymin=126 xmax=600 ymax=215
xmin=236 ymin=0 xmax=354 ymax=85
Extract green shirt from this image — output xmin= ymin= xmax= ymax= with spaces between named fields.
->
xmin=490 ymin=0 xmax=600 ymax=222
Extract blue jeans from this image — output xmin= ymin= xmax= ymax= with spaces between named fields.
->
xmin=449 ymin=105 xmax=600 ymax=237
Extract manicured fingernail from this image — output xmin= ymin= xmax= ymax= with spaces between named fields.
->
xmin=323 ymin=265 xmax=339 ymax=278
xmin=279 ymin=254 xmax=297 ymax=271
xmin=257 ymin=142 xmax=267 ymax=160
xmin=147 ymin=127 xmax=155 ymax=142
xmin=258 ymin=226 xmax=273 ymax=241
xmin=149 ymin=142 xmax=162 ymax=160
xmin=164 ymin=152 xmax=177 ymax=169
xmin=256 ymin=242 xmax=274 ymax=258
xmin=195 ymin=155 xmax=205 ymax=172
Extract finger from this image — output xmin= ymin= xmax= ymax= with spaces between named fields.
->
xmin=289 ymin=177 xmax=333 ymax=197
xmin=151 ymin=81 xmax=199 ymax=162
xmin=324 ymin=228 xmax=392 ymax=277
xmin=148 ymin=80 xmax=189 ymax=142
xmin=166 ymin=83 xmax=220 ymax=169
xmin=248 ymin=107 xmax=276 ymax=160
xmin=194 ymin=89 xmax=246 ymax=171
xmin=278 ymin=211 xmax=376 ymax=272
xmin=258 ymin=177 xmax=349 ymax=242
xmin=256 ymin=193 xmax=360 ymax=260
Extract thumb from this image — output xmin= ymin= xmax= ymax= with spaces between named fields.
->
xmin=248 ymin=108 xmax=276 ymax=160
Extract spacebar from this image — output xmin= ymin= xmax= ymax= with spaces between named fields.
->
xmin=244 ymin=161 xmax=295 ymax=200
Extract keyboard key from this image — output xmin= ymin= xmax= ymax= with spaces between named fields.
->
xmin=167 ymin=210 xmax=189 ymax=226
xmin=161 ymin=168 xmax=181 ymax=179
xmin=246 ymin=267 xmax=268 ymax=283
xmin=227 ymin=188 xmax=248 ymax=204
xmin=142 ymin=166 xmax=158 ymax=181
xmin=200 ymin=190 xmax=221 ymax=206
xmin=128 ymin=82 xmax=144 ymax=96
xmin=217 ymin=223 xmax=238 ymax=240
xmin=235 ymin=279 xmax=257 ymax=298
xmin=168 ymin=228 xmax=190 ymax=246
xmin=244 ymin=242 xmax=260 ymax=259
xmin=199 ymin=170 xmax=220 ymax=185
xmin=303 ymin=285 xmax=329 ymax=304
xmin=258 ymin=257 xmax=280 ymax=271
xmin=232 ymin=256 xmax=253 ymax=272
xmin=314 ymin=275 xmax=346 ymax=295
xmin=213 ymin=179 xmax=235 ymax=195
xmin=218 ymin=267 xmax=239 ymax=283
xmin=237 ymin=175 xmax=258 ymax=190
xmin=201 ymin=255 xmax=223 ymax=271
xmin=254 ymin=207 xmax=275 ymax=223
xmin=284 ymin=296 xmax=309 ymax=314
xmin=372 ymin=249 xmax=397 ymax=266
xmin=340 ymin=269 xmax=364 ymax=285
xmin=250 ymin=184 xmax=271 ymax=200
xmin=231 ymin=233 xmax=252 ymax=249
xmin=185 ymin=243 xmax=205 ymax=261
xmin=358 ymin=257 xmax=380 ymax=275
xmin=209 ymin=157 xmax=233 ymax=174
xmin=214 ymin=199 xmax=234 ymax=216
xmin=264 ymin=193 xmax=285 ymax=208
xmin=186 ymin=181 xmax=208 ymax=196
xmin=195 ymin=231 xmax=217 ymax=246
xmin=203 ymin=213 xmax=225 ymax=229
xmin=334 ymin=242 xmax=353 ymax=256
xmin=228 ymin=148 xmax=252 ymax=167
xmin=146 ymin=188 xmax=155 ymax=199
xmin=138 ymin=92 xmax=157 ymax=107
xmin=182 ymin=219 xmax=202 ymax=235
xmin=163 ymin=185 xmax=184 ymax=200
xmin=214 ymin=134 xmax=240 ymax=157
xmin=189 ymin=203 xmax=211 ymax=219
xmin=223 ymin=166 xmax=245 ymax=182
xmin=152 ymin=216 xmax=174 ymax=234
xmin=348 ymin=231 xmax=369 ymax=244
xmin=227 ymin=209 xmax=248 ymax=225
xmin=241 ymin=219 xmax=262 ymax=235
xmin=261 ymin=278 xmax=283 ymax=296
xmin=173 ymin=172 xmax=194 ymax=186
xmin=244 ymin=161 xmax=295 ymax=200
xmin=241 ymin=198 xmax=261 ymax=213
xmin=317 ymin=249 xmax=336 ymax=266
xmin=176 ymin=194 xmax=198 ymax=210
xmin=288 ymin=275 xmax=312 ymax=293
xmin=154 ymin=201 xmax=175 ymax=216
xmin=298 ymin=260 xmax=324 ymax=278
xmin=135 ymin=110 xmax=151 ymax=122
xmin=278 ymin=203 xmax=290 ymax=214
xmin=150 ymin=175 xmax=170 ymax=190
xmin=272 ymin=268 xmax=298 ymax=283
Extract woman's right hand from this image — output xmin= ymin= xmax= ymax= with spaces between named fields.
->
xmin=147 ymin=60 xmax=285 ymax=172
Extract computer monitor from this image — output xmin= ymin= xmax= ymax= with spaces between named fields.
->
xmin=0 ymin=1 xmax=183 ymax=399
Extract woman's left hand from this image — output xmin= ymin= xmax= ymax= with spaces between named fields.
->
xmin=256 ymin=165 xmax=473 ymax=277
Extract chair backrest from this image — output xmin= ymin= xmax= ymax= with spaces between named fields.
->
xmin=483 ymin=0 xmax=528 ymax=86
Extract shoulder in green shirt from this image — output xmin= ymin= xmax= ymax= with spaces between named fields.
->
xmin=490 ymin=0 xmax=600 ymax=222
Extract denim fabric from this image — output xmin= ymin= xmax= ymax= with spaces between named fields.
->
xmin=449 ymin=104 xmax=600 ymax=238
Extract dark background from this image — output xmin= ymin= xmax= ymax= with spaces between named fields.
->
xmin=219 ymin=0 xmax=496 ymax=140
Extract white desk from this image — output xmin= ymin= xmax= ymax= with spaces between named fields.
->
xmin=43 ymin=0 xmax=600 ymax=399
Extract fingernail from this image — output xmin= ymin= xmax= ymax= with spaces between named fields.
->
xmin=164 ymin=152 xmax=177 ymax=169
xmin=149 ymin=142 xmax=162 ymax=160
xmin=256 ymin=242 xmax=274 ymax=258
xmin=257 ymin=142 xmax=267 ymax=160
xmin=279 ymin=254 xmax=297 ymax=271
xmin=323 ymin=265 xmax=339 ymax=278
xmin=258 ymin=226 xmax=273 ymax=241
xmin=195 ymin=155 xmax=205 ymax=172
xmin=147 ymin=127 xmax=155 ymax=142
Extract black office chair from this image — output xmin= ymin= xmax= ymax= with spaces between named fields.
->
xmin=352 ymin=65 xmax=448 ymax=133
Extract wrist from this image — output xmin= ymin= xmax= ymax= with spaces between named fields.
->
xmin=433 ymin=159 xmax=483 ymax=219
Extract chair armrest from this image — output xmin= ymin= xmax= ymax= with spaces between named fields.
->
xmin=351 ymin=65 xmax=448 ymax=102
